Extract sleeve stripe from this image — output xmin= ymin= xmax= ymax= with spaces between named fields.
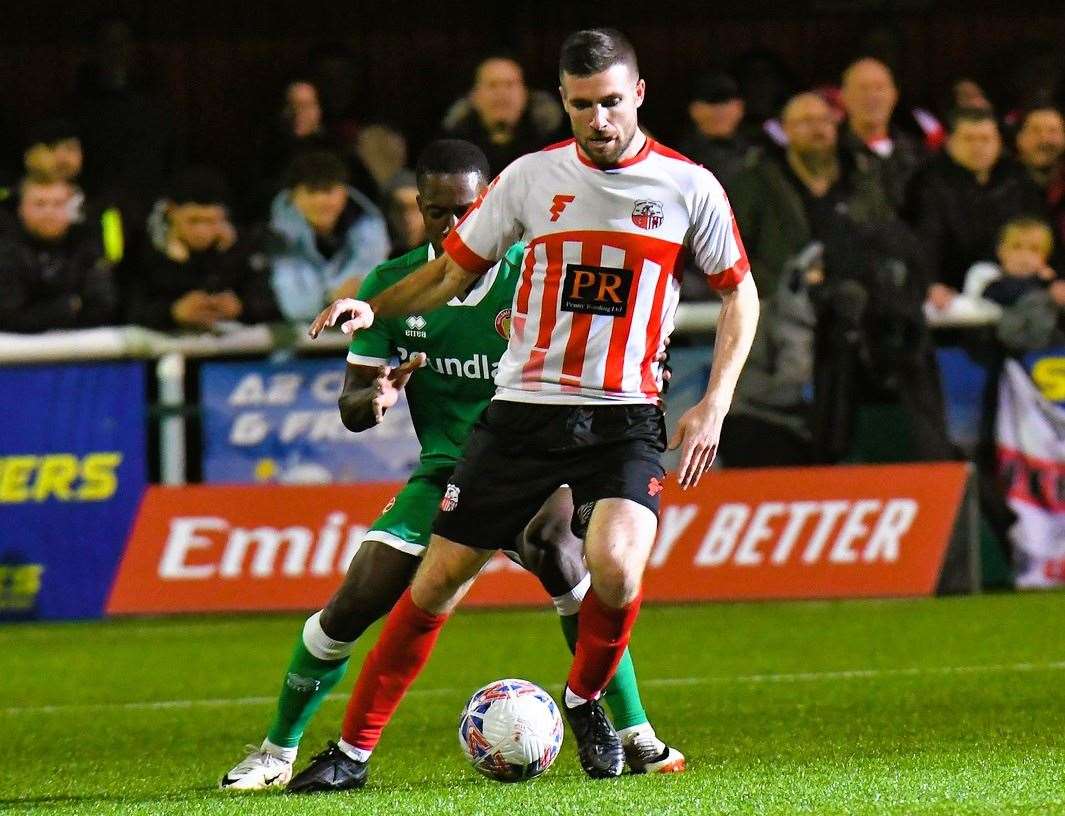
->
xmin=706 ymin=262 xmax=748 ymax=291
xmin=346 ymin=352 xmax=390 ymax=366
xmin=443 ymin=230 xmax=495 ymax=277
xmin=706 ymin=215 xmax=751 ymax=291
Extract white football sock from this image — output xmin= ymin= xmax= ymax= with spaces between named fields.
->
xmin=564 ymin=686 xmax=592 ymax=709
xmin=337 ymin=738 xmax=372 ymax=763
xmin=260 ymin=738 xmax=297 ymax=763
xmin=617 ymin=723 xmax=665 ymax=752
xmin=552 ymin=574 xmax=591 ymax=617
xmin=302 ymin=611 xmax=356 ymax=661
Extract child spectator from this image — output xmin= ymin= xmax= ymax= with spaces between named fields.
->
xmin=965 ymin=217 xmax=1056 ymax=307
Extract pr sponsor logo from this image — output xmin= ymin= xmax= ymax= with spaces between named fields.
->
xmin=561 ymin=264 xmax=633 ymax=317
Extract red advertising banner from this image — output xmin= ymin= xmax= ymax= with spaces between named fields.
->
xmin=106 ymin=463 xmax=968 ymax=615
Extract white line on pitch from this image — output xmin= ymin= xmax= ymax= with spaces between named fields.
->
xmin=4 ymin=660 xmax=1064 ymax=716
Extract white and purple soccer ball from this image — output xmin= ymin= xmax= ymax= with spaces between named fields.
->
xmin=458 ymin=678 xmax=564 ymax=782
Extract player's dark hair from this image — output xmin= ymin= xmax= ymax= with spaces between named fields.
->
xmin=283 ymin=150 xmax=349 ymax=190
xmin=559 ymin=28 xmax=638 ymax=80
xmin=415 ymin=140 xmax=490 ymax=189
xmin=945 ymin=106 xmax=997 ymax=134
xmin=167 ymin=166 xmax=231 ymax=207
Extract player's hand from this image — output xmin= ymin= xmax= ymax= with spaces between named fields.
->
xmin=309 ymin=298 xmax=375 ymax=338
xmin=171 ymin=289 xmax=218 ymax=330
xmin=668 ymin=398 xmax=726 ymax=489
xmin=926 ymin=283 xmax=958 ymax=311
xmin=1049 ymin=279 xmax=1065 ymax=308
xmin=210 ymin=290 xmax=243 ymax=320
xmin=655 ymin=336 xmax=672 ymax=383
xmin=371 ymin=353 xmax=427 ymax=421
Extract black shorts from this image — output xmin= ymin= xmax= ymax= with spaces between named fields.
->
xmin=432 ymin=401 xmax=667 ymax=550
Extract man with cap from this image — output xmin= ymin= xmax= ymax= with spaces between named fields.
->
xmin=678 ymin=71 xmax=756 ymax=190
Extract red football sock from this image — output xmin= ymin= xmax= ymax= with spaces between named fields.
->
xmin=341 ymin=588 xmax=449 ymax=751
xmin=566 ymin=588 xmax=642 ymax=702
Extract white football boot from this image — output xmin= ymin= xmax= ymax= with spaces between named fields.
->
xmin=219 ymin=744 xmax=294 ymax=790
xmin=620 ymin=725 xmax=687 ymax=774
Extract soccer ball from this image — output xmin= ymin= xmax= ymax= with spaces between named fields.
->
xmin=458 ymin=678 xmax=564 ymax=782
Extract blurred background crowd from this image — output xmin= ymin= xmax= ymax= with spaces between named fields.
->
xmin=2 ymin=4 xmax=1065 ymax=502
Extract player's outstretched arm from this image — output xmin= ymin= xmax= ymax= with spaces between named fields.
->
xmin=368 ymin=254 xmax=478 ymax=318
xmin=669 ymin=273 xmax=759 ymax=489
xmin=308 ymin=256 xmax=478 ymax=339
xmin=338 ymin=354 xmax=427 ymax=432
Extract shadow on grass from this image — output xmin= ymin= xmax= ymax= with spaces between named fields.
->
xmin=0 ymin=785 xmax=235 ymax=810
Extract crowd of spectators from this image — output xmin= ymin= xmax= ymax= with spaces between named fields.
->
xmin=3 ymin=26 xmax=1065 ymax=480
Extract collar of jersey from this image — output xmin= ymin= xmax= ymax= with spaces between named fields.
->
xmin=574 ymin=135 xmax=653 ymax=171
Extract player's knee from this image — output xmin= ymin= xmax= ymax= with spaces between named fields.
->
xmin=589 ymin=559 xmax=642 ymax=608
xmin=523 ymin=512 xmax=572 ymax=552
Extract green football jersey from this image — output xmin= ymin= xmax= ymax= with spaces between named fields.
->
xmin=347 ymin=242 xmax=523 ymax=471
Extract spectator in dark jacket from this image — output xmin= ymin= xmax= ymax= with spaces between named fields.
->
xmin=839 ymin=58 xmax=927 ymax=215
xmin=126 ymin=168 xmax=279 ymax=331
xmin=907 ymin=107 xmax=1044 ymax=312
xmin=730 ymin=92 xmax=893 ymax=296
xmin=1015 ymin=107 xmax=1065 ymax=266
xmin=12 ymin=119 xmax=127 ymax=265
xmin=441 ymin=56 xmax=565 ymax=177
xmin=0 ymin=177 xmax=117 ymax=332
xmin=677 ymin=72 xmax=754 ymax=191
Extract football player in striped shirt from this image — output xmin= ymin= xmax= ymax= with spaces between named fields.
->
xmin=297 ymin=28 xmax=759 ymax=786
xmin=221 ymin=140 xmax=681 ymax=792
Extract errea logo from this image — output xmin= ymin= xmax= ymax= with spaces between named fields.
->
xmin=405 ymin=315 xmax=427 ymax=338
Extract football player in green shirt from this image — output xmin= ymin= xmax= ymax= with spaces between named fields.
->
xmin=221 ymin=140 xmax=682 ymax=793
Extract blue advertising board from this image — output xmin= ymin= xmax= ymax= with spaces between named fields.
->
xmin=201 ymin=358 xmax=421 ymax=484
xmin=0 ymin=362 xmax=146 ymax=620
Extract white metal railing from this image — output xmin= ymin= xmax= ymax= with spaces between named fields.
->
xmin=0 ymin=305 xmax=999 ymax=485
xmin=0 ymin=302 xmax=998 ymax=364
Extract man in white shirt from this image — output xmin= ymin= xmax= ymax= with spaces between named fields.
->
xmin=294 ymin=28 xmax=759 ymax=791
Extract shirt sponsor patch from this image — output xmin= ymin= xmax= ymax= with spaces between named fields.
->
xmin=561 ymin=264 xmax=632 ymax=317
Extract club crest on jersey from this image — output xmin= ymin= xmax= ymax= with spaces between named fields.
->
xmin=405 ymin=315 xmax=427 ymax=338
xmin=440 ymin=483 xmax=461 ymax=512
xmin=494 ymin=308 xmax=512 ymax=339
xmin=632 ymin=200 xmax=664 ymax=230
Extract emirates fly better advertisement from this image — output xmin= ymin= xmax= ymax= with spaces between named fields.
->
xmin=107 ymin=463 xmax=969 ymax=614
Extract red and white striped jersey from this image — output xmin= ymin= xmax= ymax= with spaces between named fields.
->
xmin=442 ymin=136 xmax=749 ymax=405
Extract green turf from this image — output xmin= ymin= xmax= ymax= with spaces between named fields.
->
xmin=2 ymin=593 xmax=1064 ymax=815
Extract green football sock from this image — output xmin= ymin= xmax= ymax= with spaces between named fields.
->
xmin=559 ymin=613 xmax=648 ymax=730
xmin=265 ymin=635 xmax=349 ymax=749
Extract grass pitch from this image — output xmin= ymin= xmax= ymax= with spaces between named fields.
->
xmin=1 ymin=592 xmax=1063 ymax=815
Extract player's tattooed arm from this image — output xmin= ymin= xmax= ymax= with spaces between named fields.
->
xmin=669 ymin=273 xmax=759 ymax=489
xmin=338 ymin=356 xmax=427 ymax=431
